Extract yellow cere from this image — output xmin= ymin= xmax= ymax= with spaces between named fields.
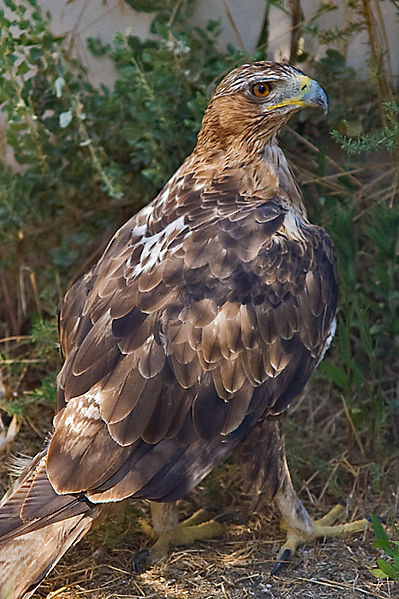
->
xmin=267 ymin=74 xmax=311 ymax=111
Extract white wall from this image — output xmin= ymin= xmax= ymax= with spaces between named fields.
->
xmin=40 ymin=0 xmax=399 ymax=86
xmin=1 ymin=0 xmax=397 ymax=169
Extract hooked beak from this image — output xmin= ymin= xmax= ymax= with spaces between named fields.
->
xmin=300 ymin=77 xmax=329 ymax=116
xmin=266 ymin=73 xmax=329 ymax=116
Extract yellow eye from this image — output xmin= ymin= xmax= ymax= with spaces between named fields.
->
xmin=252 ymin=82 xmax=271 ymax=98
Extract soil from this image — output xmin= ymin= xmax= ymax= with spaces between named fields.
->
xmin=34 ymin=477 xmax=397 ymax=599
xmin=1 ymin=384 xmax=397 ymax=599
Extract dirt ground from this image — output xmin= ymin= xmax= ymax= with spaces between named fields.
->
xmin=32 ymin=476 xmax=397 ymax=599
xmin=34 ymin=509 xmax=396 ymax=599
xmin=1 ymin=386 xmax=397 ymax=599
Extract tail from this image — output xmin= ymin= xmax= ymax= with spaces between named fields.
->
xmin=0 ymin=512 xmax=94 ymax=599
xmin=0 ymin=449 xmax=106 ymax=599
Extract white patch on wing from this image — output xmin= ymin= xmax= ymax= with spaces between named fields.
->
xmin=191 ymin=182 xmax=205 ymax=192
xmin=63 ymin=396 xmax=101 ymax=430
xmin=137 ymin=203 xmax=154 ymax=218
xmin=60 ymin=396 xmax=103 ymax=457
xmin=158 ymin=187 xmax=170 ymax=203
xmin=131 ymin=223 xmax=147 ymax=239
xmin=129 ymin=216 xmax=189 ymax=278
xmin=283 ymin=210 xmax=305 ymax=241
xmin=85 ymin=387 xmax=106 ymax=407
xmin=316 ymin=316 xmax=337 ymax=367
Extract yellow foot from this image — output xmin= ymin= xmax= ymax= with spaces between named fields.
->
xmin=271 ymin=502 xmax=369 ymax=575
xmin=134 ymin=506 xmax=228 ymax=572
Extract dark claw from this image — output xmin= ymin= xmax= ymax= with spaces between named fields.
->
xmin=133 ymin=549 xmax=150 ymax=573
xmin=213 ymin=512 xmax=236 ymax=524
xmin=367 ymin=515 xmax=386 ymax=525
xmin=270 ymin=547 xmax=291 ymax=576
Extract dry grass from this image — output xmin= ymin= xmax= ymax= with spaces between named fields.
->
xmin=35 ymin=495 xmax=397 ymax=599
xmin=1 ymin=381 xmax=397 ymax=599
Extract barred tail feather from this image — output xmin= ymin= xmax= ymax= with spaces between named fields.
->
xmin=0 ymin=514 xmax=94 ymax=599
xmin=0 ymin=449 xmax=106 ymax=599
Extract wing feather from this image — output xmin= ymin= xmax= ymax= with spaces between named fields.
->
xmin=52 ymin=178 xmax=338 ymax=502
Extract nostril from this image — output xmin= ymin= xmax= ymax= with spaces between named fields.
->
xmin=301 ymin=84 xmax=307 ymax=90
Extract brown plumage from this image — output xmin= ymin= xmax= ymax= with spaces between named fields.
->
xmin=0 ymin=61 xmax=336 ymax=597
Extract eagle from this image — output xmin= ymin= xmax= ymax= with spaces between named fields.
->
xmin=0 ymin=62 xmax=368 ymax=598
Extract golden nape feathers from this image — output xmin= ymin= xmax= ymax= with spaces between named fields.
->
xmin=0 ymin=62 xmax=338 ymax=598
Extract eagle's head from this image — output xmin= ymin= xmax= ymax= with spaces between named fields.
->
xmin=197 ymin=61 xmax=328 ymax=153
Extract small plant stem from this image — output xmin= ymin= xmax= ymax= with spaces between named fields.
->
xmin=340 ymin=394 xmax=365 ymax=457
xmin=286 ymin=126 xmax=363 ymax=188
xmin=361 ymin=0 xmax=397 ymax=157
xmin=288 ymin=0 xmax=304 ymax=63
xmin=0 ymin=336 xmax=31 ymax=344
xmin=0 ymin=267 xmax=19 ymax=336
xmin=222 ymin=0 xmax=245 ymax=51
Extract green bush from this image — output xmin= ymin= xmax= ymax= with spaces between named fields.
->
xmin=0 ymin=0 xmax=243 ymax=416
xmin=0 ymin=0 xmax=397 ymax=468
xmin=0 ymin=0 xmax=242 ymax=322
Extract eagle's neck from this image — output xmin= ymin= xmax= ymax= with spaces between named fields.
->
xmin=187 ymin=137 xmax=306 ymax=216
xmin=261 ymin=141 xmax=306 ymax=215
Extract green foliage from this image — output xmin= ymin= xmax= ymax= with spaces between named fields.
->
xmin=370 ymin=515 xmax=399 ymax=581
xmin=0 ymin=0 xmax=242 ymax=322
xmin=0 ymin=0 xmax=397 ymax=475
xmin=0 ymin=318 xmax=59 ymax=417
xmin=318 ymin=199 xmax=399 ymax=450
xmin=293 ymin=9 xmax=399 ymax=453
xmin=331 ymin=103 xmax=399 ymax=154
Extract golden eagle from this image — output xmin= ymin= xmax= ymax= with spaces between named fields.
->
xmin=0 ymin=62 xmax=367 ymax=598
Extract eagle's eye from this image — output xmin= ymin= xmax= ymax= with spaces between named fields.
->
xmin=252 ymin=82 xmax=271 ymax=98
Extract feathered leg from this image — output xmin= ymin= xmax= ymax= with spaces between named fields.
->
xmin=239 ymin=415 xmax=368 ymax=573
xmin=272 ymin=456 xmax=369 ymax=574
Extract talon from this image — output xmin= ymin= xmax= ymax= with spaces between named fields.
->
xmin=274 ymin=490 xmax=369 ymax=574
xmin=133 ymin=548 xmax=150 ymax=573
xmin=270 ymin=547 xmax=291 ymax=575
xmin=367 ymin=515 xmax=386 ymax=525
xmin=213 ymin=512 xmax=236 ymax=524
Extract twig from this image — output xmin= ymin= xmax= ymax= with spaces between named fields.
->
xmin=288 ymin=0 xmax=304 ymax=62
xmin=222 ymin=0 xmax=246 ymax=51
xmin=340 ymin=393 xmax=365 ymax=457
xmin=295 ymin=576 xmax=388 ymax=597
xmin=0 ymin=267 xmax=19 ymax=335
xmin=318 ymin=460 xmax=340 ymax=502
xmin=0 ymin=335 xmax=31 ymax=344
xmin=286 ymin=126 xmax=363 ymax=188
xmin=0 ymin=359 xmax=46 ymax=364
xmin=302 ymin=167 xmax=367 ymax=185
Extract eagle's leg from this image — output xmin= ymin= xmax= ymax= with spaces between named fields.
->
xmin=134 ymin=501 xmax=226 ymax=570
xmin=272 ymin=458 xmax=369 ymax=574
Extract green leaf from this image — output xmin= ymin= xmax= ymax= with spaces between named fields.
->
xmin=319 ymin=362 xmax=350 ymax=393
xmin=377 ymin=558 xmax=399 ymax=580
xmin=371 ymin=514 xmax=388 ymax=542
xmin=370 ymin=568 xmax=389 ymax=579
xmin=16 ymin=60 xmax=29 ymax=75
